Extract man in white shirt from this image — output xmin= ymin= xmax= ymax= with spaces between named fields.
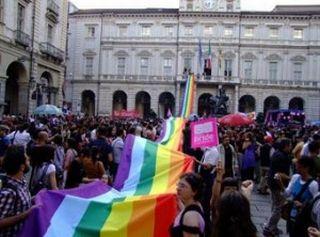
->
xmin=6 ymin=124 xmax=31 ymax=148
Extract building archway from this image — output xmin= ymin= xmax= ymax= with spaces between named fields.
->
xmin=5 ymin=61 xmax=27 ymax=114
xmin=158 ymin=92 xmax=175 ymax=118
xmin=289 ymin=97 xmax=304 ymax=110
xmin=238 ymin=95 xmax=256 ymax=113
xmin=198 ymin=93 xmax=212 ymax=117
xmin=113 ymin=90 xmax=127 ymax=112
xmin=81 ymin=90 xmax=95 ymax=116
xmin=135 ymin=91 xmax=151 ymax=118
xmin=264 ymin=96 xmax=280 ymax=114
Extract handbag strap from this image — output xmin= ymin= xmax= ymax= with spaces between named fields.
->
xmin=294 ymin=178 xmax=314 ymax=201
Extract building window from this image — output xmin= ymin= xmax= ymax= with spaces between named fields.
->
xmin=204 ymin=26 xmax=213 ymax=36
xmin=224 ymin=59 xmax=232 ymax=77
xmin=185 ymin=26 xmax=193 ymax=36
xmin=87 ymin=26 xmax=95 ymax=37
xmin=224 ymin=26 xmax=233 ymax=37
xmin=164 ymin=58 xmax=173 ymax=75
xmin=244 ymin=60 xmax=253 ymax=79
xmin=140 ymin=57 xmax=149 ymax=75
xmin=269 ymin=62 xmax=278 ymax=80
xmin=17 ymin=3 xmax=25 ymax=31
xmin=184 ymin=57 xmax=192 ymax=72
xmin=165 ymin=26 xmax=174 ymax=37
xmin=293 ymin=28 xmax=303 ymax=39
xmin=244 ymin=27 xmax=254 ymax=37
xmin=47 ymin=25 xmax=53 ymax=43
xmin=119 ymin=26 xmax=127 ymax=37
xmin=117 ymin=57 xmax=126 ymax=75
xmin=227 ymin=3 xmax=233 ymax=11
xmin=85 ymin=57 xmax=93 ymax=75
xmin=293 ymin=62 xmax=302 ymax=81
xmin=269 ymin=27 xmax=279 ymax=38
xmin=142 ymin=26 xmax=151 ymax=37
xmin=187 ymin=0 xmax=193 ymax=10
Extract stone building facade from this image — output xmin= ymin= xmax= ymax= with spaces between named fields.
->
xmin=66 ymin=0 xmax=320 ymax=120
xmin=0 ymin=0 xmax=68 ymax=115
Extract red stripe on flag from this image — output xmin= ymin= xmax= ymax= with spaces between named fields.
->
xmin=153 ymin=194 xmax=177 ymax=237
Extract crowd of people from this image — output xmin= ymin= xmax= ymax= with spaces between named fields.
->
xmin=1 ymin=114 xmax=320 ymax=237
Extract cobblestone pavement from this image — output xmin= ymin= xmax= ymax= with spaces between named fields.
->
xmin=251 ymin=192 xmax=289 ymax=237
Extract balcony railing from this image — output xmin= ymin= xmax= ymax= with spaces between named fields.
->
xmin=242 ymin=79 xmax=320 ymax=88
xmin=47 ymin=0 xmax=59 ymax=16
xmin=101 ymin=74 xmax=175 ymax=82
xmin=177 ymin=75 xmax=240 ymax=84
xmin=15 ymin=30 xmax=31 ymax=47
xmin=40 ymin=42 xmax=64 ymax=62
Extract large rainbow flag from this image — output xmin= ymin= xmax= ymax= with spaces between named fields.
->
xmin=19 ymin=135 xmax=194 ymax=237
xmin=180 ymin=74 xmax=195 ymax=118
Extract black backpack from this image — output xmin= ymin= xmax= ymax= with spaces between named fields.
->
xmin=30 ymin=164 xmax=50 ymax=196
xmin=294 ymin=194 xmax=320 ymax=237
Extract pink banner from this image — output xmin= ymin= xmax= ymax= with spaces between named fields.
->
xmin=191 ymin=118 xmax=219 ymax=149
xmin=113 ymin=110 xmax=141 ymax=118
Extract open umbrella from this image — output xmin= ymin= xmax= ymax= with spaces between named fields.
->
xmin=219 ymin=113 xmax=254 ymax=127
xmin=33 ymin=104 xmax=63 ymax=116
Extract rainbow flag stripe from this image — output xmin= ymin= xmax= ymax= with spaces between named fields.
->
xmin=19 ymin=135 xmax=194 ymax=237
xmin=180 ymin=74 xmax=195 ymax=118
xmin=157 ymin=117 xmax=186 ymax=151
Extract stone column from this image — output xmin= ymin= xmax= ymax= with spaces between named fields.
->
xmin=234 ymin=85 xmax=239 ymax=113
xmin=0 ymin=76 xmax=8 ymax=117
xmin=175 ymin=82 xmax=181 ymax=116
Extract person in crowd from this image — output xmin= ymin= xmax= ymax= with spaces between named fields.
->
xmin=65 ymin=148 xmax=86 ymax=189
xmin=212 ymin=190 xmax=257 ymax=237
xmin=0 ymin=146 xmax=34 ymax=236
xmin=217 ymin=134 xmax=238 ymax=178
xmin=258 ymin=136 xmax=274 ymax=195
xmin=241 ymin=133 xmax=257 ymax=181
xmin=0 ymin=125 xmax=10 ymax=173
xmin=111 ymin=128 xmax=125 ymax=177
xmin=170 ymin=172 xmax=205 ymax=237
xmin=211 ymin=161 xmax=254 ymax=214
xmin=63 ymin=138 xmax=78 ymax=187
xmin=263 ymin=138 xmax=292 ymax=237
xmin=301 ymin=133 xmax=320 ymax=157
xmin=52 ymin=135 xmax=65 ymax=188
xmin=284 ymin=157 xmax=318 ymax=237
xmin=89 ymin=126 xmax=113 ymax=177
xmin=82 ymin=146 xmax=107 ymax=181
xmin=198 ymin=145 xmax=219 ymax=237
xmin=7 ymin=123 xmax=31 ymax=148
xmin=29 ymin=145 xmax=58 ymax=196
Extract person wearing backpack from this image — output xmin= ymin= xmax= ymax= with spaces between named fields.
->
xmin=29 ymin=145 xmax=58 ymax=196
xmin=284 ymin=157 xmax=319 ymax=237
xmin=0 ymin=146 xmax=35 ymax=237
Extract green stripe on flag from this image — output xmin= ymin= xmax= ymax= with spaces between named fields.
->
xmin=134 ymin=140 xmax=158 ymax=195
xmin=73 ymin=198 xmax=125 ymax=237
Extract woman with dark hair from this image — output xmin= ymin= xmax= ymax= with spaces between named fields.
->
xmin=212 ymin=191 xmax=257 ymax=237
xmin=29 ymin=145 xmax=58 ymax=196
xmin=82 ymin=146 xmax=106 ymax=180
xmin=63 ymin=138 xmax=78 ymax=188
xmin=170 ymin=172 xmax=205 ymax=237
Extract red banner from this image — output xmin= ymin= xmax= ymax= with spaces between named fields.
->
xmin=113 ymin=110 xmax=141 ymax=118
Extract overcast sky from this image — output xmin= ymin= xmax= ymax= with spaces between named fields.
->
xmin=70 ymin=0 xmax=320 ymax=11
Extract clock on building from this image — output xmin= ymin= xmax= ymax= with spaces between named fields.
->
xmin=203 ymin=0 xmax=215 ymax=9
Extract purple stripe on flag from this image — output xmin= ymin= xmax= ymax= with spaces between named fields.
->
xmin=113 ymin=134 xmax=135 ymax=190
xmin=156 ymin=119 xmax=167 ymax=142
xmin=17 ymin=181 xmax=111 ymax=237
